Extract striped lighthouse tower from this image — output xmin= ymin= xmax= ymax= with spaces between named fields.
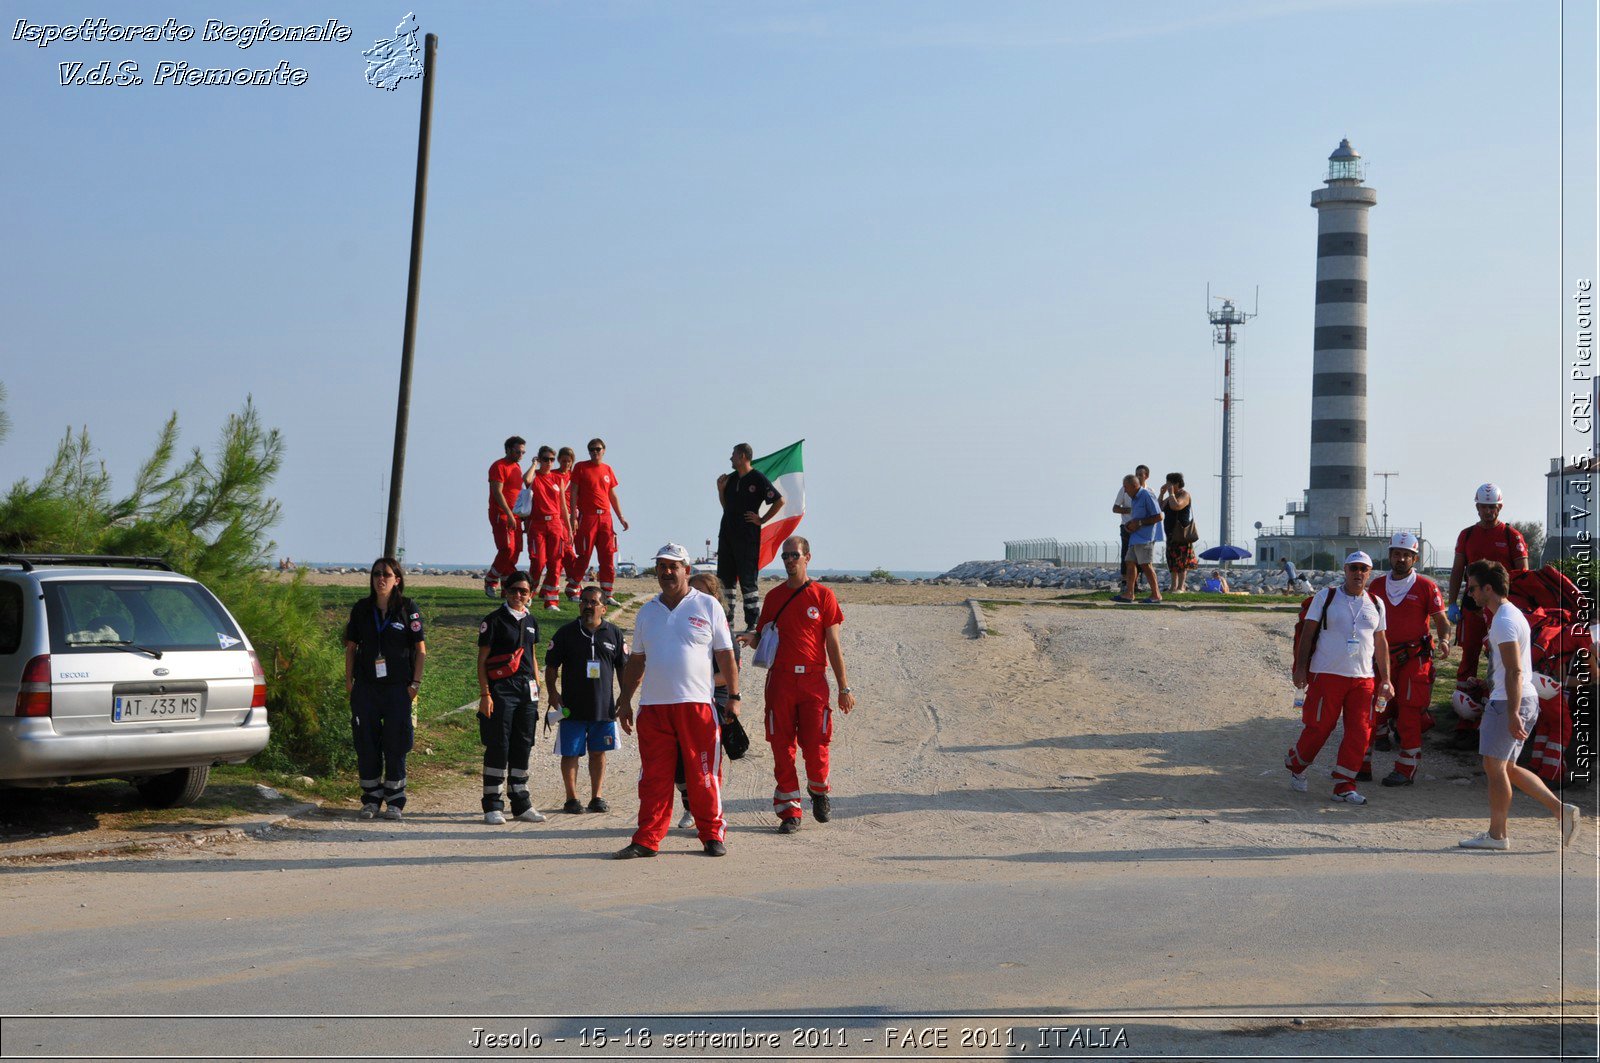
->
xmin=1305 ymin=138 xmax=1377 ymax=537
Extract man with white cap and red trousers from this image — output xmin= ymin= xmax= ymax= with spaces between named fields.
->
xmin=1365 ymin=532 xmax=1452 ymax=786
xmin=1287 ymin=551 xmax=1394 ymax=804
xmin=1448 ymin=485 xmax=1528 ymax=676
xmin=614 ymin=543 xmax=738 ymax=859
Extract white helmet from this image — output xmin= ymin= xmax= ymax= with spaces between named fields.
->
xmin=1389 ymin=531 xmax=1419 ymax=554
xmin=1475 ymin=483 xmax=1503 ymax=506
xmin=1533 ymin=673 xmax=1562 ymax=701
xmin=1451 ymin=689 xmax=1484 ymax=722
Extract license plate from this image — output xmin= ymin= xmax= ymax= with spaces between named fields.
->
xmin=113 ymin=694 xmax=202 ymax=722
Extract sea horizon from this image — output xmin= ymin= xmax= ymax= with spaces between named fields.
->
xmin=291 ymin=561 xmax=948 ymax=580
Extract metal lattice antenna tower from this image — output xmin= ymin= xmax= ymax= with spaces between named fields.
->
xmin=1208 ymin=285 xmax=1258 ymax=549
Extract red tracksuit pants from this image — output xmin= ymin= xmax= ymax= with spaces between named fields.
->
xmin=568 ymin=514 xmax=617 ymax=594
xmin=1364 ymin=655 xmax=1433 ymax=780
xmin=1457 ymin=606 xmax=1489 ymax=683
xmin=1287 ymin=673 xmax=1375 ymax=795
xmin=524 ymin=517 xmax=566 ymax=606
xmin=765 ymin=668 xmax=832 ymax=821
xmin=633 ymin=702 xmax=725 ymax=849
xmin=488 ymin=511 xmax=522 ymax=580
xmin=1453 ymin=607 xmax=1491 ymax=733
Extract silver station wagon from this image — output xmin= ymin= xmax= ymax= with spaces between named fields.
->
xmin=0 ymin=555 xmax=270 ymax=807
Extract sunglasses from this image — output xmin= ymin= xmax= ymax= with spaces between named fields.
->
xmin=780 ymin=552 xmax=803 ymax=561
xmin=588 ymin=447 xmax=604 ymax=453
xmin=536 ymin=456 xmax=553 ymax=462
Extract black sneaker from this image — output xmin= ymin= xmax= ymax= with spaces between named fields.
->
xmin=587 ymin=797 xmax=610 ymax=813
xmin=1374 ymin=729 xmax=1394 ymax=752
xmin=1381 ymin=770 xmax=1414 ymax=787
xmin=1356 ymin=768 xmax=1372 ymax=782
xmin=703 ymin=839 xmax=727 ymax=857
xmin=778 ymin=817 xmax=801 ymax=834
xmin=811 ymin=792 xmax=831 ymax=823
xmin=613 ymin=842 xmax=657 ymax=860
xmin=562 ymin=797 xmax=584 ymax=814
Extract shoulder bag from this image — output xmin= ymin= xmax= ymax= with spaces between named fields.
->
xmin=753 ymin=580 xmax=812 ymax=669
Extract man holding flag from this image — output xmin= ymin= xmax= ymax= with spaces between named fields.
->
xmin=716 ymin=442 xmax=785 ymax=631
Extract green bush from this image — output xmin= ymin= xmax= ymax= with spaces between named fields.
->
xmin=0 ymin=397 xmax=350 ymax=776
xmin=869 ymin=567 xmax=894 ymax=581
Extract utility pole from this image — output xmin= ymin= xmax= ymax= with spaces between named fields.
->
xmin=384 ymin=32 xmax=438 ymax=559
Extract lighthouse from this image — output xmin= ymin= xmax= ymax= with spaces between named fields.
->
xmin=1301 ymin=138 xmax=1377 ymax=538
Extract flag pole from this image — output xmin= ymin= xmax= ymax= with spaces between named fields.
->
xmin=384 ymin=32 xmax=438 ymax=559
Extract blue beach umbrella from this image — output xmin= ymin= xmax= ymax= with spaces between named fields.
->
xmin=1198 ymin=544 xmax=1252 ymax=562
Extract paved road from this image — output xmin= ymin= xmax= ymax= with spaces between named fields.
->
xmin=0 ymin=605 xmax=1593 ymax=1060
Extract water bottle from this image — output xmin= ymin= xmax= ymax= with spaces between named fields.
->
xmin=1373 ymin=696 xmax=1388 ymax=717
xmin=1293 ymin=691 xmax=1305 ymax=711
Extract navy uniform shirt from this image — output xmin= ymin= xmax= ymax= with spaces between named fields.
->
xmin=719 ymin=469 xmax=780 ymax=538
xmin=478 ymin=604 xmax=541 ymax=697
xmin=345 ymin=595 xmax=425 ymax=687
xmin=546 ymin=619 xmax=627 ymax=721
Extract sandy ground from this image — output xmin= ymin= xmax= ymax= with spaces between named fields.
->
xmin=290 ymin=570 xmax=1087 ymax=606
xmin=2 ymin=599 xmax=1595 ymax=1059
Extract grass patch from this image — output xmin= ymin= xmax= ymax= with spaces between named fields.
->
xmin=311 ymin=584 xmax=584 ymax=801
xmin=984 ymin=627 xmax=1001 ymax=637
xmin=12 ymin=585 xmax=580 ymax=830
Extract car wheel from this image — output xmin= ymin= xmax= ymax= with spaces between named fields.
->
xmin=135 ymin=766 xmax=210 ymax=809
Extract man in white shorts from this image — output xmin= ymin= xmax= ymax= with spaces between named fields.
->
xmin=1458 ymin=560 xmax=1580 ymax=851
xmin=614 ymin=543 xmax=739 ymax=859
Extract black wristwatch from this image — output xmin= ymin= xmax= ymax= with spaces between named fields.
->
xmin=728 ymin=693 xmax=742 ymax=701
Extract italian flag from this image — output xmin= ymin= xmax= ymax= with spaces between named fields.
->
xmin=753 ymin=439 xmax=805 ymax=569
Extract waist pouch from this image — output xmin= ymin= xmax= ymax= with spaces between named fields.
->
xmin=486 ymin=647 xmax=524 ymax=680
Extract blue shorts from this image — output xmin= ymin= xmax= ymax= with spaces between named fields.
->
xmin=558 ymin=718 xmax=617 ymax=757
xmin=1479 ymin=695 xmax=1539 ymax=762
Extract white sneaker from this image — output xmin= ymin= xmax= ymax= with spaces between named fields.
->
xmin=484 ymin=810 xmax=505 ymax=825
xmin=515 ymin=808 xmax=547 ymax=823
xmin=380 ymin=808 xmax=403 ymax=821
xmin=1459 ymin=831 xmax=1509 ymax=851
xmin=677 ymin=809 xmax=695 ymax=830
xmin=1330 ymin=790 xmax=1367 ymax=805
xmin=1562 ymin=804 xmax=1581 ymax=848
xmin=604 ymin=595 xmax=621 ymax=607
xmin=358 ymin=805 xmax=379 ymax=820
xmin=545 ymin=604 xmax=562 ymax=612
xmin=1289 ymin=772 xmax=1308 ymax=793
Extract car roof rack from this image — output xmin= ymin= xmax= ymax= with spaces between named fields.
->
xmin=0 ymin=554 xmax=175 ymax=573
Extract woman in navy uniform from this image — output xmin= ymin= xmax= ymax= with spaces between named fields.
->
xmin=344 ymin=557 xmax=427 ymax=820
xmin=477 ymin=570 xmax=547 ymax=825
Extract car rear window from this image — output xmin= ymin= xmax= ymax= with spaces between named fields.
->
xmin=43 ymin=580 xmax=244 ymax=654
xmin=0 ymin=584 xmax=21 ymax=655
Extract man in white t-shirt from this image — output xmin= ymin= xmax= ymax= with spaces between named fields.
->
xmin=1458 ymin=560 xmax=1580 ymax=851
xmin=614 ymin=543 xmax=739 ymax=859
xmin=1286 ymin=551 xmax=1394 ymax=804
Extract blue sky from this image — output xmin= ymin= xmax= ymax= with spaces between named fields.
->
xmin=3 ymin=0 xmax=1594 ymax=570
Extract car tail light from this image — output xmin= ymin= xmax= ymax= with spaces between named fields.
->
xmin=17 ymin=655 xmax=51 ymax=717
xmin=248 ymin=650 xmax=268 ymax=709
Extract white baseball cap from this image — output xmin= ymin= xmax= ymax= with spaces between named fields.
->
xmin=653 ymin=542 xmax=691 ymax=563
xmin=1343 ymin=551 xmax=1373 ymax=567
xmin=1389 ymin=532 xmax=1420 ymax=553
xmin=1475 ymin=483 xmax=1503 ymax=505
